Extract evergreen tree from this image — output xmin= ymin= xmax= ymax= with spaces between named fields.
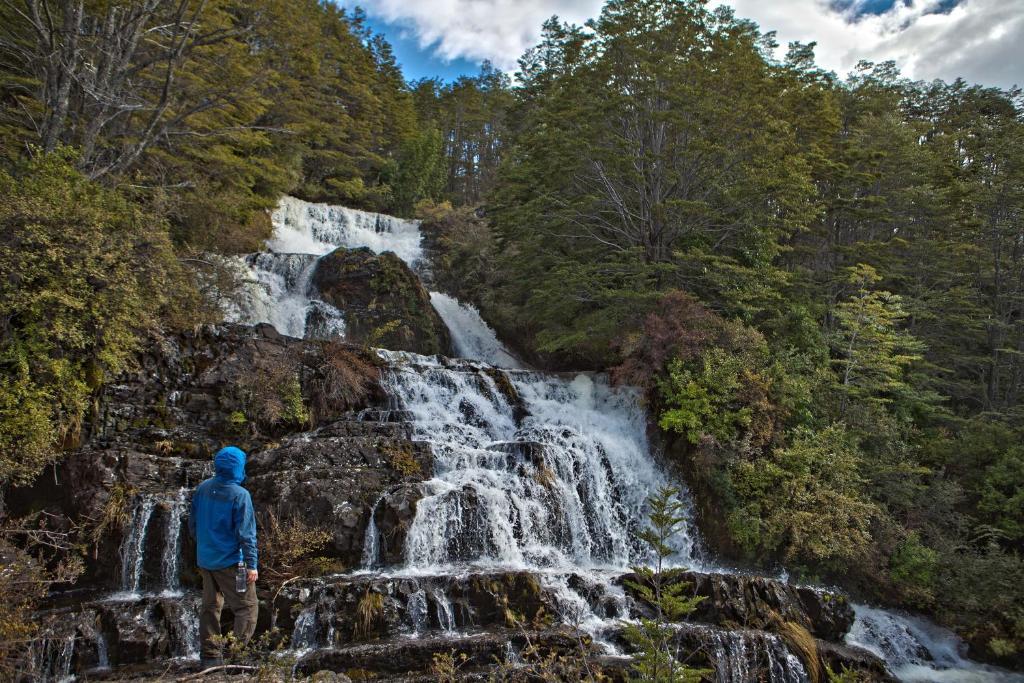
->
xmin=830 ymin=263 xmax=926 ymax=417
xmin=623 ymin=486 xmax=707 ymax=683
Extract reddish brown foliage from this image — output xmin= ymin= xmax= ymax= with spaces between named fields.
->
xmin=612 ymin=290 xmax=726 ymax=391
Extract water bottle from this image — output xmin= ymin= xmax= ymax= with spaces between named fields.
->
xmin=235 ymin=561 xmax=247 ymax=593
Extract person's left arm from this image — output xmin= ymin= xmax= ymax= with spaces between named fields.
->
xmin=235 ymin=490 xmax=258 ymax=578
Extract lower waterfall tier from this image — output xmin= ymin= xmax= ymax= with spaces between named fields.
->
xmin=15 ymin=324 xmax=1022 ymax=682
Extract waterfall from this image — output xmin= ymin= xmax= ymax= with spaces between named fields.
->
xmin=167 ymin=599 xmax=201 ymax=660
xmin=116 ymin=491 xmax=190 ymax=598
xmin=292 ymin=605 xmax=319 ymax=651
xmin=225 ymin=196 xmax=424 ymax=338
xmin=847 ymin=605 xmax=1024 ymax=682
xmin=269 ymin=195 xmax=424 ymax=266
xmin=30 ymin=632 xmax=77 ymax=683
xmin=381 ymin=352 xmax=698 ymax=572
xmin=119 ymin=495 xmax=156 ymax=595
xmin=160 ymin=488 xmax=188 ymax=595
xmin=407 ymin=589 xmax=429 ymax=636
xmin=428 ymin=292 xmax=525 ymax=368
xmin=219 ymin=197 xmax=1019 ymax=683
xmin=430 ymin=588 xmax=456 ymax=633
xmin=360 ymin=495 xmax=384 ymax=570
xmin=94 ymin=631 xmax=110 ymax=671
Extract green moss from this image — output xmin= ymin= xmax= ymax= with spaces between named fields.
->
xmin=281 ymin=373 xmax=310 ymax=426
xmin=382 ymin=441 xmax=421 ymax=476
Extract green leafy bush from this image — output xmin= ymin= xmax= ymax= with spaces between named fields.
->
xmin=889 ymin=532 xmax=939 ymax=604
xmin=0 ymin=152 xmax=189 ymax=485
xmin=728 ymin=424 xmax=877 ymax=569
xmin=658 ymin=348 xmax=754 ymax=445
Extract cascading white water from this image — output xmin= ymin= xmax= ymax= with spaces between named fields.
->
xmin=227 ymin=253 xmax=332 ymax=339
xmin=691 ymin=625 xmax=809 ymax=683
xmin=167 ymin=599 xmax=201 ymax=660
xmin=219 ymin=197 xmax=1021 ymax=683
xmin=226 ymin=195 xmax=424 ymax=339
xmin=380 ymin=352 xmax=698 ymax=573
xmin=160 ymin=488 xmax=189 ymax=596
xmin=270 ymin=196 xmax=424 ymax=265
xmin=407 ymin=589 xmax=429 ymax=636
xmin=848 ymin=605 xmax=1024 ymax=682
xmin=428 ymin=292 xmax=525 ymax=369
xmin=292 ymin=606 xmax=319 ymax=651
xmin=431 ymin=588 xmax=456 ymax=633
xmin=94 ymin=631 xmax=110 ymax=671
xmin=119 ymin=495 xmax=156 ymax=596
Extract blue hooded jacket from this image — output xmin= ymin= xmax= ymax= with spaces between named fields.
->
xmin=188 ymin=446 xmax=258 ymax=570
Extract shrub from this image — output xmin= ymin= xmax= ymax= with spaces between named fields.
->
xmin=0 ymin=151 xmax=190 ymax=485
xmin=889 ymin=532 xmax=939 ymax=605
xmin=307 ymin=341 xmax=380 ymax=422
xmin=235 ymin=356 xmax=310 ymax=430
xmin=658 ymin=348 xmax=755 ymax=445
xmin=728 ymin=424 xmax=877 ymax=569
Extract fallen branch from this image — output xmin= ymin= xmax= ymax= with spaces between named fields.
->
xmin=177 ymin=664 xmax=257 ymax=680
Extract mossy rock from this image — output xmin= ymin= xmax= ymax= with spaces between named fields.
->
xmin=311 ymin=247 xmax=451 ymax=356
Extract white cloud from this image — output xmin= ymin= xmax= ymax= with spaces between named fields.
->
xmin=728 ymin=0 xmax=1024 ymax=87
xmin=358 ymin=0 xmax=1024 ymax=88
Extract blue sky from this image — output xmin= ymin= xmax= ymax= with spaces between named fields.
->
xmin=358 ymin=12 xmax=481 ymax=82
xmin=348 ymin=0 xmax=1022 ymax=88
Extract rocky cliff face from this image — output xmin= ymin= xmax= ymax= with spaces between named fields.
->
xmin=9 ymin=323 xmax=896 ymax=682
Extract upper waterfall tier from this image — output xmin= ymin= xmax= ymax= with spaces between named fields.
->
xmin=226 ymin=197 xmax=425 ymax=339
xmin=269 ymin=195 xmax=424 ymax=266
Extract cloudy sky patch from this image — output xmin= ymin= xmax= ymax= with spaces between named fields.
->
xmin=352 ymin=0 xmax=1023 ymax=87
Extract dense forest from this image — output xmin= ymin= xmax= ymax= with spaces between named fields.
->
xmin=1 ymin=0 xmax=1022 ymax=674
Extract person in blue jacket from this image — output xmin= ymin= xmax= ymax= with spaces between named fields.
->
xmin=188 ymin=446 xmax=258 ymax=668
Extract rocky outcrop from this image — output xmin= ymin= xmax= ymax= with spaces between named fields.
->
xmin=246 ymin=420 xmax=432 ymax=567
xmin=619 ymin=569 xmax=854 ymax=641
xmin=371 ymin=482 xmax=425 ymax=566
xmin=7 ymin=323 xmax=401 ymax=590
xmin=311 ymin=246 xmax=451 ymax=355
xmin=278 ymin=571 xmax=549 ymax=646
xmin=23 ymin=595 xmax=202 ymax=680
xmin=274 ymin=568 xmax=889 ymax=682
xmin=294 ymin=629 xmax=582 ymax=679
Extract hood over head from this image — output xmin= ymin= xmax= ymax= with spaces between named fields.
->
xmin=214 ymin=446 xmax=246 ymax=484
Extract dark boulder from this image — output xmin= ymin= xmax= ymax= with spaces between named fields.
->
xmin=372 ymin=483 xmax=425 ymax=566
xmin=311 ymin=247 xmax=451 ymax=355
xmin=619 ymin=569 xmax=855 ymax=640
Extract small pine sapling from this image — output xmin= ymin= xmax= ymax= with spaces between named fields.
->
xmin=623 ymin=485 xmax=709 ymax=683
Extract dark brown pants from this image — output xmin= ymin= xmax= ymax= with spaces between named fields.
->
xmin=199 ymin=566 xmax=258 ymax=659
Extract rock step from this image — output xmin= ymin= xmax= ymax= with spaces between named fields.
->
xmin=618 ymin=569 xmax=854 ymax=641
xmin=279 ymin=568 xmax=856 ymax=647
xmin=294 ymin=628 xmax=581 ymax=678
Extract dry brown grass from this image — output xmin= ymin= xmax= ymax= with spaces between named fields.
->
xmin=778 ymin=620 xmax=823 ymax=683
xmin=309 ymin=341 xmax=380 ymax=422
xmin=354 ymin=590 xmax=385 ymax=641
